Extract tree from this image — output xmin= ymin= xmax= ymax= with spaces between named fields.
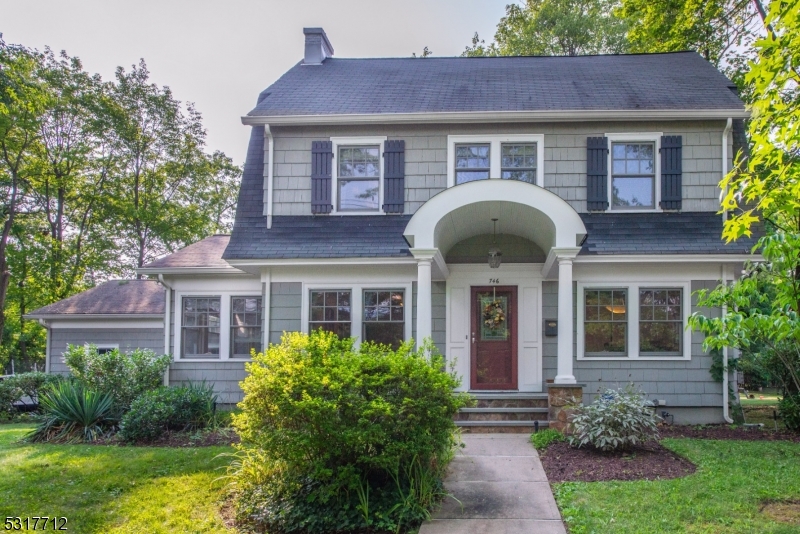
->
xmin=688 ymin=1 xmax=800 ymax=427
xmin=104 ymin=60 xmax=240 ymax=274
xmin=617 ymin=0 xmax=766 ymax=88
xmin=462 ymin=0 xmax=628 ymax=57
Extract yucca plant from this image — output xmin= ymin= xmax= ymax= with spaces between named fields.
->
xmin=27 ymin=381 xmax=116 ymax=443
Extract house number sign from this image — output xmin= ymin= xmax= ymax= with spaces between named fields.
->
xmin=489 ymin=278 xmax=500 ymax=284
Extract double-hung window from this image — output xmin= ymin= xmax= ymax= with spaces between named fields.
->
xmin=611 ymin=142 xmax=655 ymax=209
xmin=337 ymin=145 xmax=381 ymax=211
xmin=231 ymin=297 xmax=263 ymax=358
xmin=448 ymin=135 xmax=544 ymax=187
xmin=579 ymin=283 xmax=689 ymax=359
xmin=309 ymin=290 xmax=352 ymax=338
xmin=182 ymin=297 xmax=221 ymax=359
xmin=363 ymin=290 xmax=405 ymax=349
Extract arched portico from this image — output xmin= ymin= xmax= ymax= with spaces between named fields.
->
xmin=404 ymin=180 xmax=586 ymax=385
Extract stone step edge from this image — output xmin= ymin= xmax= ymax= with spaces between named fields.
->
xmin=460 ymin=407 xmax=549 ymax=413
xmin=468 ymin=393 xmax=549 ymax=400
xmin=455 ymin=420 xmax=550 ymax=427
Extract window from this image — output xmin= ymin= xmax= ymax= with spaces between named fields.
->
xmin=448 ymin=135 xmax=544 ymax=187
xmin=337 ymin=145 xmax=380 ymax=211
xmin=611 ymin=142 xmax=655 ymax=209
xmin=501 ymin=143 xmax=537 ymax=184
xmin=455 ymin=144 xmax=490 ymax=184
xmin=584 ymin=289 xmax=627 ymax=355
xmin=363 ymin=290 xmax=405 ymax=349
xmin=309 ymin=290 xmax=351 ymax=338
xmin=182 ymin=297 xmax=221 ymax=358
xmin=639 ymin=289 xmax=682 ymax=355
xmin=231 ymin=297 xmax=262 ymax=359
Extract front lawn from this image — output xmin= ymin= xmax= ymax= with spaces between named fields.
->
xmin=0 ymin=424 xmax=237 ymax=533
xmin=553 ymin=438 xmax=800 ymax=533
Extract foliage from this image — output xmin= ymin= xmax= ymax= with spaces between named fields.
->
xmin=531 ymin=428 xmax=566 ymax=450
xmin=0 ymin=423 xmax=236 ymax=533
xmin=0 ymin=379 xmax=23 ymax=420
xmin=568 ymin=386 xmax=659 ymax=451
xmin=119 ymin=382 xmax=218 ymax=443
xmin=462 ymin=0 xmax=628 ymax=57
xmin=411 ymin=46 xmax=432 ymax=58
xmin=779 ymin=394 xmax=800 ymax=432
xmin=64 ymin=345 xmax=170 ymax=411
xmin=552 ymin=438 xmax=800 ymax=533
xmin=230 ymin=330 xmax=471 ymax=533
xmin=27 ymin=381 xmax=115 ymax=443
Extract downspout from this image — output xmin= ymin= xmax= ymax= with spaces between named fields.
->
xmin=721 ymin=264 xmax=734 ymax=423
xmin=265 ymin=125 xmax=275 ymax=229
xmin=158 ymin=274 xmax=173 ymax=387
xmin=721 ymin=118 xmax=732 ymax=222
xmin=38 ymin=319 xmax=51 ymax=374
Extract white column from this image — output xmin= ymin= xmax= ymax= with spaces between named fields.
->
xmin=416 ymin=258 xmax=432 ymax=345
xmin=555 ymin=256 xmax=576 ymax=384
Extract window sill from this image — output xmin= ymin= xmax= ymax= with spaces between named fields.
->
xmin=578 ymin=355 xmax=691 ymax=361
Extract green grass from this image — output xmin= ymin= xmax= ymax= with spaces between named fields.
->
xmin=0 ymin=424 xmax=238 ymax=533
xmin=553 ymin=438 xmax=800 ymax=534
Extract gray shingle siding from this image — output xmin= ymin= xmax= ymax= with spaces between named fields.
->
xmin=542 ymin=280 xmax=723 ymax=418
xmin=269 ymin=282 xmax=302 ymax=344
xmin=432 ymin=281 xmax=446 ymax=356
xmin=170 ymin=361 xmax=247 ymax=405
xmin=49 ymin=328 xmax=165 ymax=375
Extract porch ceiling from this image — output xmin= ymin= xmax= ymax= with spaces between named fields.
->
xmin=403 ymin=180 xmax=587 ymax=258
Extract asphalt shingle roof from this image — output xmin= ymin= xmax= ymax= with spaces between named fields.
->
xmin=28 ymin=280 xmax=165 ymax=316
xmin=579 ymin=212 xmax=761 ymax=255
xmin=248 ymin=52 xmax=743 ymax=117
xmin=142 ymin=235 xmax=231 ymax=269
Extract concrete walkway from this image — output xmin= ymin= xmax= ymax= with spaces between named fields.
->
xmin=419 ymin=434 xmax=566 ymax=534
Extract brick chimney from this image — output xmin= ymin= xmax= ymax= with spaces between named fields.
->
xmin=303 ymin=28 xmax=334 ymax=65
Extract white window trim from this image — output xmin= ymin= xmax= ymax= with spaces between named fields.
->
xmin=447 ymin=134 xmax=545 ymax=188
xmin=330 ymin=136 xmax=387 ymax=215
xmin=301 ymin=282 xmax=413 ymax=347
xmin=229 ymin=294 xmax=264 ymax=360
xmin=605 ymin=132 xmax=663 ymax=213
xmin=174 ymin=292 xmax=263 ymax=362
xmin=577 ymin=281 xmax=691 ymax=361
xmin=84 ymin=343 xmax=119 ymax=354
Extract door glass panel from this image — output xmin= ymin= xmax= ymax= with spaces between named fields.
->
xmin=480 ymin=295 xmax=509 ymax=340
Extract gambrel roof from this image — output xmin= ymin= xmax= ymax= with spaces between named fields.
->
xmin=247 ymin=52 xmax=744 ymax=119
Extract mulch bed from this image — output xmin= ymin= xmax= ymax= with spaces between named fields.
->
xmin=540 ymin=440 xmax=696 ymax=482
xmin=659 ymin=425 xmax=800 ymax=442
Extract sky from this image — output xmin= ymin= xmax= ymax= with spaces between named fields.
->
xmin=1 ymin=0 xmax=510 ymax=165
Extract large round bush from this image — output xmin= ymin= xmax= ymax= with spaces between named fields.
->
xmin=231 ymin=330 xmax=471 ymax=533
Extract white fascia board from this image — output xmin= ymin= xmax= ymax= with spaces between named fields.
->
xmin=24 ymin=314 xmax=164 ymax=321
xmin=573 ymin=254 xmax=760 ymax=264
xmin=242 ymin=109 xmax=750 ymax=127
xmin=136 ymin=267 xmax=247 ymax=276
xmin=225 ymin=257 xmax=419 ymax=268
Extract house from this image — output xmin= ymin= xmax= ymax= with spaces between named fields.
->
xmin=28 ymin=28 xmax=759 ymax=428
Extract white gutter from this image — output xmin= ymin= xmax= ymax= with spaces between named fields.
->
xmin=264 ymin=125 xmax=275 ymax=229
xmin=721 ymin=264 xmax=734 ymax=424
xmin=39 ymin=319 xmax=51 ymax=374
xmin=158 ymin=274 xmax=173 ymax=387
xmin=721 ymin=118 xmax=733 ymax=222
xmin=242 ymin=109 xmax=750 ymax=127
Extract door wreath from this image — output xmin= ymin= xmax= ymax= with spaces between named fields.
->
xmin=483 ymin=300 xmax=506 ymax=329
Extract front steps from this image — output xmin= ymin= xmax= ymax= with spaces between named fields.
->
xmin=456 ymin=393 xmax=549 ymax=433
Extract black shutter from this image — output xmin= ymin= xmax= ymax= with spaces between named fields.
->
xmin=311 ymin=141 xmax=333 ymax=214
xmin=660 ymin=135 xmax=682 ymax=210
xmin=382 ymin=140 xmax=405 ymax=214
xmin=586 ymin=136 xmax=609 ymax=211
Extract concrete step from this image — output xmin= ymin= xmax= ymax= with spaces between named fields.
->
xmin=456 ymin=420 xmax=549 ymax=434
xmin=455 ymin=407 xmax=549 ymax=422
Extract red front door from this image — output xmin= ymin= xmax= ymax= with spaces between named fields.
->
xmin=470 ymin=286 xmax=518 ymax=390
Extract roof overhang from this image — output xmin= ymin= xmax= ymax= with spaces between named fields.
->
xmin=25 ymin=313 xmax=164 ymax=321
xmin=242 ymin=109 xmax=750 ymax=127
xmin=574 ymin=253 xmax=761 ymax=263
xmin=135 ymin=267 xmax=247 ymax=276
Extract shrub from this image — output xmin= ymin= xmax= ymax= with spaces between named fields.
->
xmin=568 ymin=386 xmax=659 ymax=452
xmin=531 ymin=428 xmax=566 ymax=451
xmin=27 ymin=381 xmax=115 ymax=443
xmin=230 ymin=330 xmax=471 ymax=533
xmin=779 ymin=393 xmax=800 ymax=432
xmin=119 ymin=382 xmax=218 ymax=442
xmin=6 ymin=372 xmax=62 ymax=405
xmin=0 ymin=379 xmax=23 ymax=420
xmin=64 ymin=345 xmax=170 ymax=411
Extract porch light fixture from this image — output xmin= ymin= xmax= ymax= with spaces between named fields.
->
xmin=488 ymin=218 xmax=502 ymax=269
